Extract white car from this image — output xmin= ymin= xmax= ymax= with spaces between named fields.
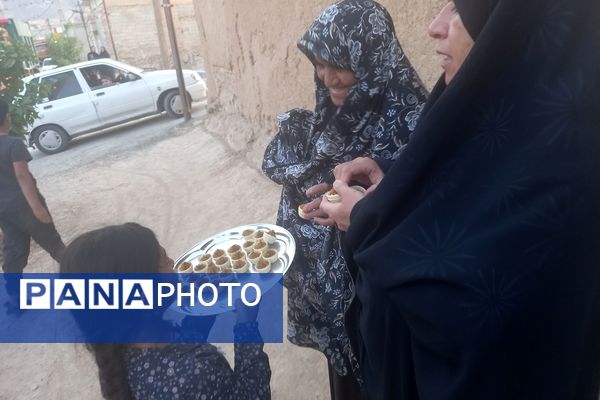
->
xmin=23 ymin=59 xmax=207 ymax=154
xmin=39 ymin=58 xmax=58 ymax=72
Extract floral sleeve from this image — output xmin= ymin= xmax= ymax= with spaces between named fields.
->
xmin=262 ymin=109 xmax=322 ymax=187
xmin=126 ymin=323 xmax=271 ymax=400
xmin=207 ymin=322 xmax=271 ymax=400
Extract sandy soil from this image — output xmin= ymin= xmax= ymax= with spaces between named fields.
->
xmin=0 ymin=114 xmax=329 ymax=400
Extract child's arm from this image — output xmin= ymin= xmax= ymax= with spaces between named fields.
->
xmin=193 ymin=323 xmax=271 ymax=400
xmin=13 ymin=161 xmax=52 ymax=223
xmin=194 ymin=303 xmax=271 ymax=400
xmin=230 ymin=323 xmax=272 ymax=399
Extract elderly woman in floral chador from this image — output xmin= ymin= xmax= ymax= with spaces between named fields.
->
xmin=262 ymin=0 xmax=427 ymax=398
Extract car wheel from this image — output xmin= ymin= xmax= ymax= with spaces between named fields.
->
xmin=33 ymin=125 xmax=70 ymax=154
xmin=163 ymin=90 xmax=187 ymax=118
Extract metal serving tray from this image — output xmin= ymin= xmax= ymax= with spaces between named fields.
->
xmin=166 ymin=224 xmax=295 ymax=317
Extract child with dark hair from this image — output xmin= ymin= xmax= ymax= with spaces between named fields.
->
xmin=0 ymin=98 xmax=65 ymax=295
xmin=61 ymin=223 xmax=272 ymax=400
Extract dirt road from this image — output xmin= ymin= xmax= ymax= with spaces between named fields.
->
xmin=0 ymin=111 xmax=329 ymax=399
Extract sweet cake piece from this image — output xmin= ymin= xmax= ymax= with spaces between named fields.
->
xmin=298 ymin=203 xmax=309 ymax=219
xmin=261 ymin=249 xmax=278 ymax=263
xmin=193 ymin=261 xmax=209 ymax=273
xmin=263 ymin=230 xmax=277 ymax=244
xmin=227 ymin=244 xmax=242 ymax=254
xmin=325 ymin=188 xmax=341 ymax=203
xmin=206 ymin=263 xmax=221 ymax=273
xmin=198 ymin=254 xmax=212 ymax=263
xmin=242 ymin=240 xmax=255 ymax=253
xmin=241 ymin=229 xmax=255 ymax=241
xmin=212 ymin=249 xmax=226 ymax=259
xmin=177 ymin=261 xmax=193 ymax=273
xmin=255 ymin=257 xmax=272 ymax=273
xmin=230 ymin=251 xmax=246 ymax=261
xmin=253 ymin=240 xmax=268 ymax=252
xmin=214 ymin=256 xmax=230 ymax=269
xmin=231 ymin=258 xmax=249 ymax=273
xmin=248 ymin=251 xmax=262 ymax=265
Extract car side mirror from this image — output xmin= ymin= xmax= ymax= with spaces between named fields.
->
xmin=41 ymin=97 xmax=50 ymax=103
xmin=127 ymin=73 xmax=138 ymax=82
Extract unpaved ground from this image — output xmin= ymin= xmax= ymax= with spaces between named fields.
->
xmin=0 ymin=111 xmax=329 ymax=399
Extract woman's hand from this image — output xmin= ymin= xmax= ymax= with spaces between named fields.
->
xmin=319 ymin=180 xmax=365 ymax=231
xmin=301 ymin=183 xmax=333 ymax=223
xmin=333 ymin=157 xmax=384 ymax=193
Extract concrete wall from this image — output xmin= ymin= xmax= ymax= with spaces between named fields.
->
xmin=104 ymin=0 xmax=203 ymax=70
xmin=193 ymin=0 xmax=445 ymax=131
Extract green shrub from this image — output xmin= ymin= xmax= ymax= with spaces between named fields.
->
xmin=47 ymin=33 xmax=81 ymax=67
xmin=0 ymin=37 xmax=44 ymax=137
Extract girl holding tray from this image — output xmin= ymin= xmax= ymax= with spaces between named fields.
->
xmin=60 ymin=223 xmax=272 ymax=400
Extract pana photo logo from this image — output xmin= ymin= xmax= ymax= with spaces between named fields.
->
xmin=19 ymin=278 xmax=262 ymax=310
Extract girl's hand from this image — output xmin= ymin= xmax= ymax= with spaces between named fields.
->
xmin=235 ymin=298 xmax=259 ymax=324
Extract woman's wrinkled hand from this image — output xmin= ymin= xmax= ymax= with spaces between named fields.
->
xmin=301 ymin=183 xmax=332 ymax=222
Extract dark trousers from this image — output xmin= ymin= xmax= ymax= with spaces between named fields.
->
xmin=328 ymin=363 xmax=368 ymax=400
xmin=0 ymin=205 xmax=65 ymax=275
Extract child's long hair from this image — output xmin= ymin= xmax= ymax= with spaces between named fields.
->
xmin=60 ymin=223 xmax=161 ymax=400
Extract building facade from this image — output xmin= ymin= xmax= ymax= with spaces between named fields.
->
xmin=100 ymin=0 xmax=203 ymax=70
xmin=191 ymin=0 xmax=445 ymax=131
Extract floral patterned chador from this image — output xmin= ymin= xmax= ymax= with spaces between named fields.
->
xmin=262 ymin=0 xmax=428 ymax=376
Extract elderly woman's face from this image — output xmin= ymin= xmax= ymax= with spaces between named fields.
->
xmin=429 ymin=1 xmax=474 ymax=84
xmin=315 ymin=60 xmax=356 ymax=107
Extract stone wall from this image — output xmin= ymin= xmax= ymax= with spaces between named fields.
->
xmin=193 ymin=0 xmax=445 ymax=132
xmin=104 ymin=0 xmax=204 ymax=70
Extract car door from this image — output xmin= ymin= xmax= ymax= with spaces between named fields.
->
xmin=80 ymin=64 xmax=156 ymax=125
xmin=37 ymin=70 xmax=102 ymax=135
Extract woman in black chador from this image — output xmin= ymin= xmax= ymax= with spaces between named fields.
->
xmin=320 ymin=0 xmax=600 ymax=399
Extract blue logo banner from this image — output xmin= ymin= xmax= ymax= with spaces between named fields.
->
xmin=0 ymin=273 xmax=283 ymax=343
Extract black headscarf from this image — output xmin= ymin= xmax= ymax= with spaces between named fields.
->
xmin=343 ymin=0 xmax=600 ymax=398
xmin=454 ymin=0 xmax=498 ymax=40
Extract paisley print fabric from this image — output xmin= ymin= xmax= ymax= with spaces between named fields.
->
xmin=262 ymin=0 xmax=428 ymax=375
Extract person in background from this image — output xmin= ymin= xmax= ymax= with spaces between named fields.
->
xmin=262 ymin=1 xmax=428 ymax=398
xmin=319 ymin=0 xmax=600 ymax=399
xmin=0 ymin=98 xmax=65 ymax=302
xmin=99 ymin=46 xmax=111 ymax=59
xmin=60 ymin=223 xmax=272 ymax=400
xmin=87 ymin=45 xmax=99 ymax=61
